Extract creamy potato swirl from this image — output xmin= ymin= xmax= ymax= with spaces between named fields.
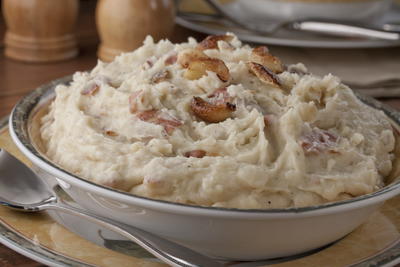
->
xmin=40 ymin=34 xmax=395 ymax=209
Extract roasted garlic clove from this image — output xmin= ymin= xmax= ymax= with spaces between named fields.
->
xmin=191 ymin=96 xmax=236 ymax=123
xmin=197 ymin=35 xmax=234 ymax=51
xmin=250 ymin=46 xmax=284 ymax=74
xmin=185 ymin=58 xmax=230 ymax=82
xmin=177 ymin=49 xmax=206 ymax=68
xmin=178 ymin=49 xmax=230 ymax=82
xmin=247 ymin=62 xmax=281 ymax=88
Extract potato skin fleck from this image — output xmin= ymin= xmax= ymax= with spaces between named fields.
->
xmin=184 ymin=150 xmax=207 ymax=158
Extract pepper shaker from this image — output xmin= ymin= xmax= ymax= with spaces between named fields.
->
xmin=2 ymin=0 xmax=79 ymax=63
xmin=96 ymin=0 xmax=175 ymax=62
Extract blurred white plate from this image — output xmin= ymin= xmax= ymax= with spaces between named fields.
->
xmin=176 ymin=1 xmax=400 ymax=48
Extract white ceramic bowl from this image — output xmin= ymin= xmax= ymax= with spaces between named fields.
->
xmin=9 ymin=76 xmax=400 ymax=261
xmin=232 ymin=0 xmax=392 ymax=23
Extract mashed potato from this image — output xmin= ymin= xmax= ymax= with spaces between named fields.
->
xmin=40 ymin=34 xmax=395 ymax=209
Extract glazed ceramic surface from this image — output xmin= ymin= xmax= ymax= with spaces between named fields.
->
xmin=8 ymin=77 xmax=400 ymax=260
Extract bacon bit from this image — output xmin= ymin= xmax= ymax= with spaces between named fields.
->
xmin=300 ymin=129 xmax=338 ymax=155
xmin=184 ymin=150 xmax=207 ymax=158
xmin=263 ymin=114 xmax=275 ymax=127
xmin=137 ymin=110 xmax=158 ymax=121
xmin=155 ymin=116 xmax=183 ymax=135
xmin=137 ymin=110 xmax=182 ymax=135
xmin=157 ymin=114 xmax=183 ymax=135
xmin=162 ymin=121 xmax=183 ymax=135
xmin=129 ymin=90 xmax=143 ymax=113
xmin=151 ymin=70 xmax=170 ymax=84
xmin=146 ymin=59 xmax=153 ymax=66
xmin=142 ymin=58 xmax=154 ymax=70
xmin=105 ymin=130 xmax=118 ymax=137
xmin=197 ymin=35 xmax=234 ymax=51
xmin=81 ymin=84 xmax=100 ymax=96
xmin=250 ymin=46 xmax=284 ymax=74
xmin=191 ymin=96 xmax=236 ymax=123
xmin=247 ymin=62 xmax=281 ymax=88
xmin=156 ymin=116 xmax=183 ymax=127
xmin=164 ymin=54 xmax=177 ymax=65
xmin=162 ymin=124 xmax=176 ymax=135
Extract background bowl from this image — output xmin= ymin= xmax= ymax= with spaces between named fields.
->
xmin=9 ymin=76 xmax=400 ymax=260
xmin=232 ymin=0 xmax=392 ymax=23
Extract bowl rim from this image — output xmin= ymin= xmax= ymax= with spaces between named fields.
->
xmin=9 ymin=75 xmax=400 ymax=218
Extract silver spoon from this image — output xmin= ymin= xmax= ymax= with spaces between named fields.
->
xmin=0 ymin=149 xmax=223 ymax=267
xmin=198 ymin=0 xmax=400 ymax=41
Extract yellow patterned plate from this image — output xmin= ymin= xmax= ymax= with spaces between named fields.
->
xmin=1 ymin=115 xmax=400 ymax=267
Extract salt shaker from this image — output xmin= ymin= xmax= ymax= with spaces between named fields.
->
xmin=96 ymin=0 xmax=175 ymax=62
xmin=2 ymin=0 xmax=79 ymax=63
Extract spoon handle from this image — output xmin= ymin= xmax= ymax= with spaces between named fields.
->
xmin=42 ymin=202 xmax=222 ymax=267
xmin=291 ymin=21 xmax=400 ymax=41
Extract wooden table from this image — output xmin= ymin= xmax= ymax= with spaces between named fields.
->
xmin=0 ymin=1 xmax=399 ymax=266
